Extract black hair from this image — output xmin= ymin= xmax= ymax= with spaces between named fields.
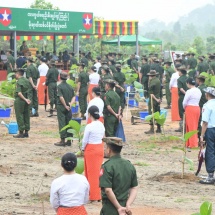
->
xmin=88 ymin=105 xmax=100 ymax=120
xmin=102 ymin=67 xmax=110 ymax=74
xmin=175 ymin=64 xmax=182 ymax=69
xmin=91 ymin=66 xmax=97 ymax=72
xmin=116 ymin=67 xmax=121 ymax=72
xmin=61 ymin=153 xmax=77 ymax=172
xmin=92 ymin=87 xmax=101 ymax=96
xmin=107 ymin=82 xmax=115 ymax=89
xmin=186 ymin=77 xmax=196 ymax=86
xmin=107 ymin=143 xmax=122 ymax=153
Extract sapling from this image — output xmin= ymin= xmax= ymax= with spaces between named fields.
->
xmin=192 ymin=201 xmax=212 ymax=215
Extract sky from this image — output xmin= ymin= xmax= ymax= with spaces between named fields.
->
xmin=1 ymin=0 xmax=215 ymax=24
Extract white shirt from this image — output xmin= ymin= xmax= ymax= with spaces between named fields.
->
xmin=89 ymin=73 xmax=100 ymax=84
xmin=85 ymin=97 xmax=104 ymax=120
xmin=50 ymin=174 xmax=89 ymax=210
xmin=183 ymin=87 xmax=202 ymax=109
xmin=38 ymin=63 xmax=49 ymax=76
xmin=82 ymin=121 xmax=105 ymax=150
xmin=169 ymin=72 xmax=179 ymax=89
xmin=94 ymin=62 xmax=101 ymax=73
xmin=202 ymin=99 xmax=215 ymax=128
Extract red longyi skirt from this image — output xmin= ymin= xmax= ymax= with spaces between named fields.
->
xmin=57 ymin=205 xmax=87 ymax=215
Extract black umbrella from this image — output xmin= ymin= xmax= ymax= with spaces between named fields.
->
xmin=195 ymin=148 xmax=205 ymax=176
xmin=44 ymin=87 xmax=47 ymax=111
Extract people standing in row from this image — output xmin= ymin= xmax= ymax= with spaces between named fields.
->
xmin=55 ymin=72 xmax=75 ymax=147
xmin=199 ymin=87 xmax=215 ymax=185
xmin=169 ymin=64 xmax=180 ymax=121
xmin=175 ymin=66 xmax=188 ymax=132
xmin=88 ymin=66 xmax=100 ymax=102
xmin=26 ymin=57 xmax=40 ymax=117
xmin=46 ymin=60 xmax=59 ymax=117
xmin=100 ymin=137 xmax=138 ymax=215
xmin=76 ymin=63 xmax=89 ymax=119
xmin=145 ymin=70 xmax=161 ymax=134
xmin=82 ymin=105 xmax=105 ymax=202
xmin=183 ymin=78 xmax=201 ymax=149
xmin=50 ymin=153 xmax=89 ymax=214
xmin=13 ymin=69 xmax=31 ymax=138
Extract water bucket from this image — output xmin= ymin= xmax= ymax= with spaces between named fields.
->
xmin=8 ymin=122 xmax=18 ymax=134
xmin=128 ymin=99 xmax=138 ymax=107
xmin=139 ymin=111 xmax=149 ymax=119
xmin=0 ymin=108 xmax=11 ymax=118
xmin=72 ymin=118 xmax=82 ymax=125
xmin=71 ymin=105 xmax=79 ymax=114
xmin=160 ymin=109 xmax=168 ymax=118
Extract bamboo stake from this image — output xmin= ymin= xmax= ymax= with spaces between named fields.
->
xmin=150 ymin=94 xmax=156 ymax=139
xmin=182 ymin=113 xmax=186 ymax=179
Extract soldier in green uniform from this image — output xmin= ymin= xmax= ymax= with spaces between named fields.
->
xmin=99 ymin=66 xmax=113 ymax=99
xmin=103 ymin=79 xmax=121 ymax=137
xmin=6 ymin=50 xmax=15 ymax=75
xmin=139 ymin=57 xmax=150 ymax=98
xmin=175 ymin=66 xmax=188 ymax=132
xmin=70 ymin=52 xmax=77 ymax=67
xmin=46 ymin=60 xmax=59 ymax=117
xmin=76 ymin=63 xmax=89 ymax=118
xmin=145 ymin=70 xmax=161 ymax=134
xmin=108 ymin=60 xmax=117 ymax=74
xmin=197 ymin=57 xmax=206 ymax=74
xmin=99 ymin=137 xmax=138 ymax=215
xmin=131 ymin=54 xmax=138 ymax=73
xmin=113 ymin=64 xmax=126 ymax=109
xmin=80 ymin=52 xmax=89 ymax=67
xmin=209 ymin=55 xmax=215 ymax=75
xmin=182 ymin=54 xmax=187 ymax=67
xmin=26 ymin=57 xmax=40 ymax=117
xmin=196 ymin=75 xmax=207 ymax=140
xmin=187 ymin=53 xmax=197 ymax=78
xmin=13 ymin=69 xmax=31 ymax=138
xmin=55 ymin=72 xmax=76 ymax=147
xmin=20 ymin=41 xmax=29 ymax=55
xmin=164 ymin=61 xmax=174 ymax=109
xmin=202 ymin=56 xmax=209 ymax=72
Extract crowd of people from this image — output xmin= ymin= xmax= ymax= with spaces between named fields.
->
xmin=2 ymin=40 xmax=215 ymax=213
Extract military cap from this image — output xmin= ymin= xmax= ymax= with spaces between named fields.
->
xmin=96 ymin=56 xmax=101 ymax=61
xmin=175 ymin=59 xmax=182 ymax=62
xmin=178 ymin=65 xmax=187 ymax=73
xmin=102 ymin=137 xmax=123 ymax=147
xmin=77 ymin=62 xmax=85 ymax=67
xmin=40 ymin=57 xmax=47 ymax=62
xmin=142 ymin=57 xmax=148 ymax=62
xmin=101 ymin=60 xmax=108 ymax=65
xmin=204 ymin=87 xmax=215 ymax=96
xmin=60 ymin=72 xmax=68 ymax=80
xmin=164 ymin=61 xmax=172 ymax=65
xmin=27 ymin=57 xmax=35 ymax=63
xmin=147 ymin=70 xmax=158 ymax=76
xmin=176 ymin=53 xmax=181 ymax=57
xmin=36 ymin=54 xmax=41 ymax=58
xmin=104 ymin=79 xmax=118 ymax=85
xmin=190 ymin=52 xmax=195 ymax=56
xmin=115 ymin=64 xmax=121 ymax=68
xmin=196 ymin=75 xmax=206 ymax=80
xmin=198 ymin=57 xmax=204 ymax=61
xmin=209 ymin=55 xmax=215 ymax=59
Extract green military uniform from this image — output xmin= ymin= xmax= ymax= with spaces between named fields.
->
xmin=113 ymin=72 xmax=126 ymax=109
xmin=70 ymin=56 xmax=77 ymax=66
xmin=99 ymin=138 xmax=138 ymax=215
xmin=78 ymin=71 xmax=89 ymax=115
xmin=14 ymin=77 xmax=30 ymax=132
xmin=209 ymin=59 xmax=215 ymax=75
xmin=177 ymin=74 xmax=188 ymax=119
xmin=104 ymin=88 xmax=120 ymax=137
xmin=81 ymin=57 xmax=88 ymax=67
xmin=203 ymin=60 xmax=209 ymax=73
xmin=26 ymin=63 xmax=40 ymax=114
xmin=99 ymin=73 xmax=113 ymax=98
xmin=187 ymin=57 xmax=197 ymax=78
xmin=131 ymin=59 xmax=138 ymax=72
xmin=57 ymin=80 xmax=74 ymax=139
xmin=7 ymin=54 xmax=15 ymax=74
xmin=46 ymin=65 xmax=59 ymax=110
xmin=197 ymin=62 xmax=205 ymax=73
xmin=165 ymin=67 xmax=174 ymax=106
xmin=140 ymin=63 xmax=150 ymax=98
xmin=109 ymin=65 xmax=117 ymax=74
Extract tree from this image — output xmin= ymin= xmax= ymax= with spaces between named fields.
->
xmin=30 ymin=0 xmax=59 ymax=10
xmin=192 ymin=36 xmax=205 ymax=55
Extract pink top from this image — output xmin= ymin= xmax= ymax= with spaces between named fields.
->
xmin=183 ymin=87 xmax=202 ymax=109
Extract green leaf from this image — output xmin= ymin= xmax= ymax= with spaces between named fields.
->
xmin=191 ymin=213 xmax=200 ymax=215
xmin=80 ymin=125 xmax=86 ymax=134
xmin=168 ymin=136 xmax=184 ymax=141
xmin=184 ymin=130 xmax=198 ymax=142
xmin=60 ymin=125 xmax=71 ymax=132
xmin=67 ymin=129 xmax=77 ymax=135
xmin=145 ymin=115 xmax=152 ymax=122
xmin=200 ymin=201 xmax=212 ymax=215
xmin=68 ymin=120 xmax=81 ymax=133
xmin=184 ymin=156 xmax=194 ymax=170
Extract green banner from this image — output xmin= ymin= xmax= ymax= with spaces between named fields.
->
xmin=0 ymin=7 xmax=93 ymax=34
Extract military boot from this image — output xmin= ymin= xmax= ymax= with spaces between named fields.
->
xmin=54 ymin=138 xmax=66 ymax=147
xmin=47 ymin=109 xmax=54 ymax=117
xmin=34 ymin=111 xmax=39 ymax=117
xmin=156 ymin=124 xmax=162 ymax=133
xmin=66 ymin=140 xmax=72 ymax=146
xmin=24 ymin=130 xmax=29 ymax=138
xmin=199 ymin=173 xmax=215 ymax=185
xmin=144 ymin=125 xmax=154 ymax=134
xmin=175 ymin=120 xmax=183 ymax=132
xmin=13 ymin=131 xmax=24 ymax=138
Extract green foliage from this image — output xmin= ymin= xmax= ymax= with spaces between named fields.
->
xmin=30 ymin=0 xmax=59 ymax=10
xmin=61 ymin=120 xmax=86 ymax=150
xmin=199 ymin=72 xmax=215 ymax=87
xmin=0 ymin=76 xmax=16 ymax=98
xmin=184 ymin=130 xmax=199 ymax=142
xmin=145 ymin=111 xmax=166 ymax=126
xmin=192 ymin=201 xmax=212 ymax=215
xmin=121 ymin=64 xmax=138 ymax=85
xmin=75 ymin=158 xmax=84 ymax=174
xmin=184 ymin=156 xmax=194 ymax=170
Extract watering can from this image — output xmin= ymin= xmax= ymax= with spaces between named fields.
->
xmin=1 ymin=121 xmax=18 ymax=134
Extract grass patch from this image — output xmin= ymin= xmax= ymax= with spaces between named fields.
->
xmin=174 ymin=198 xmax=187 ymax=203
xmin=134 ymin=162 xmax=149 ymax=166
xmin=36 ymin=131 xmax=59 ymax=138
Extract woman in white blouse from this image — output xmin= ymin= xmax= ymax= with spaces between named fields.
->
xmin=88 ymin=66 xmax=100 ymax=102
xmin=82 ymin=105 xmax=105 ymax=202
xmin=85 ymin=87 xmax=104 ymax=124
xmin=50 ymin=153 xmax=89 ymax=215
xmin=169 ymin=64 xmax=181 ymax=121
xmin=183 ymin=78 xmax=202 ymax=149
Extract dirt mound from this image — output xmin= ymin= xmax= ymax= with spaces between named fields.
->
xmin=149 ymin=172 xmax=199 ymax=183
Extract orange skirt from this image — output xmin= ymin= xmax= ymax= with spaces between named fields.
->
xmin=185 ymin=106 xmax=200 ymax=148
xmin=88 ymin=84 xmax=98 ymax=102
xmin=171 ymin=87 xmax=180 ymax=121
xmin=38 ymin=76 xmax=49 ymax=105
xmin=57 ymin=206 xmax=87 ymax=215
xmin=84 ymin=143 xmax=104 ymax=201
xmin=87 ymin=117 xmax=104 ymax=124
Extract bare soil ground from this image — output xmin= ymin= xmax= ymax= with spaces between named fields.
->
xmin=0 ymin=101 xmax=214 ymax=215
